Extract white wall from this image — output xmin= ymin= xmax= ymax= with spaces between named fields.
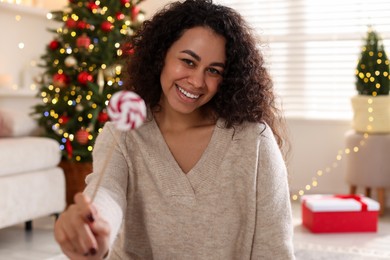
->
xmin=35 ymin=0 xmax=67 ymax=10
xmin=287 ymin=118 xmax=351 ymax=194
xmin=0 ymin=3 xmax=61 ymax=91
xmin=139 ymin=0 xmax=173 ymax=19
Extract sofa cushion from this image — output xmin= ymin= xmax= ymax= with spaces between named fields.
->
xmin=0 ymin=167 xmax=66 ymax=229
xmin=0 ymin=137 xmax=61 ymax=176
xmin=0 ymin=108 xmax=39 ymax=137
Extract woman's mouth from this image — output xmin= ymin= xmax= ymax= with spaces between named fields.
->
xmin=176 ymin=85 xmax=200 ymax=99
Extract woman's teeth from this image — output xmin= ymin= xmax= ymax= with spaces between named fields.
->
xmin=177 ymin=86 xmax=200 ymax=99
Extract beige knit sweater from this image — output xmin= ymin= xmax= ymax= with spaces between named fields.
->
xmin=84 ymin=118 xmax=295 ymax=259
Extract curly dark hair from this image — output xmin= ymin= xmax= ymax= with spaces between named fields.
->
xmin=124 ymin=0 xmax=287 ymax=149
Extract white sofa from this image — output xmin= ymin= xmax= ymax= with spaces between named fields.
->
xmin=0 ymin=107 xmax=66 ymax=230
xmin=0 ymin=0 xmax=67 ymax=229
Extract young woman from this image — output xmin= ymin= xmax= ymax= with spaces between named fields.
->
xmin=54 ymin=0 xmax=295 ymax=259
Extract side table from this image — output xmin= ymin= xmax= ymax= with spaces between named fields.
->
xmin=345 ymin=130 xmax=390 ymax=215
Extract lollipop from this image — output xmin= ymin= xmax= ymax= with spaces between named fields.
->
xmin=91 ymin=90 xmax=146 ymax=201
xmin=107 ymin=90 xmax=147 ymax=131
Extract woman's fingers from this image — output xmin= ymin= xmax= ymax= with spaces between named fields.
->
xmin=55 ymin=206 xmax=92 ymax=255
xmin=54 ymin=219 xmax=77 ymax=254
xmin=89 ymin=219 xmax=111 ymax=258
xmin=74 ymin=193 xmax=97 ymax=222
xmin=54 ymin=192 xmax=102 ymax=258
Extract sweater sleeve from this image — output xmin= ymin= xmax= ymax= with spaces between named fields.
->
xmin=84 ymin=123 xmax=129 ymax=247
xmin=251 ymin=126 xmax=295 ymax=259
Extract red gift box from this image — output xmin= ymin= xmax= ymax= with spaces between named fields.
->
xmin=301 ymin=194 xmax=380 ymax=233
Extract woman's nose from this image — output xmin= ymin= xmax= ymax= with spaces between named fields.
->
xmin=187 ymin=69 xmax=205 ymax=88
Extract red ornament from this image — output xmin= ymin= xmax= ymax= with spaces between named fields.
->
xmin=76 ymin=20 xmax=88 ymax=30
xmin=75 ymin=129 xmax=90 ymax=145
xmin=65 ymin=138 xmax=73 ymax=159
xmin=115 ymin=12 xmax=125 ymax=20
xmin=121 ymin=42 xmax=134 ymax=56
xmin=98 ymin=111 xmax=109 ymax=123
xmin=53 ymin=73 xmax=69 ymax=88
xmin=49 ymin=40 xmax=60 ymax=50
xmin=120 ymin=0 xmax=130 ymax=5
xmin=77 ymin=71 xmax=94 ymax=85
xmin=76 ymin=33 xmax=91 ymax=49
xmin=65 ymin=18 xmax=77 ymax=28
xmin=131 ymin=6 xmax=140 ymax=21
xmin=59 ymin=115 xmax=70 ymax=125
xmin=101 ymin=21 xmax=113 ymax=32
xmin=87 ymin=1 xmax=99 ymax=11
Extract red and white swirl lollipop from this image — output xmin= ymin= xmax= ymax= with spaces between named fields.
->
xmin=91 ymin=90 xmax=146 ymax=201
xmin=107 ymin=90 xmax=147 ymax=131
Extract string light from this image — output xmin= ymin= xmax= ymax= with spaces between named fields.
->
xmin=107 ymin=16 xmax=114 ymax=23
xmin=291 ymin=98 xmax=376 ymax=201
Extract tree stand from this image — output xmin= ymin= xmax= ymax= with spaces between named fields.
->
xmin=59 ymin=160 xmax=93 ymax=207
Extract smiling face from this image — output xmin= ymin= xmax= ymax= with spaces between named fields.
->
xmin=159 ymin=26 xmax=226 ymax=117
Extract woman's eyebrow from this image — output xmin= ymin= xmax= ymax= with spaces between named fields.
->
xmin=180 ymin=49 xmax=201 ymax=61
xmin=180 ymin=49 xmax=225 ymax=68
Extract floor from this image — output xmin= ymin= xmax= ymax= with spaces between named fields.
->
xmin=292 ymin=204 xmax=390 ymax=259
xmin=0 ymin=202 xmax=389 ymax=260
xmin=0 ymin=216 xmax=62 ymax=260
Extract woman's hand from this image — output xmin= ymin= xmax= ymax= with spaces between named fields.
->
xmin=54 ymin=192 xmax=110 ymax=259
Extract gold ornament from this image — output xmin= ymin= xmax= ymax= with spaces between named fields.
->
xmin=97 ymin=69 xmax=104 ymax=94
xmin=64 ymin=55 xmax=77 ymax=67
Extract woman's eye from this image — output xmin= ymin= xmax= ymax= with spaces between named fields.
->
xmin=181 ymin=59 xmax=194 ymax=66
xmin=208 ymin=67 xmax=222 ymax=75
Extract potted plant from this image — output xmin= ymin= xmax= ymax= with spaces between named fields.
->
xmin=352 ymin=27 xmax=390 ymax=133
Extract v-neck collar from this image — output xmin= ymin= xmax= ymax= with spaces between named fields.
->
xmin=142 ymin=117 xmax=232 ymax=198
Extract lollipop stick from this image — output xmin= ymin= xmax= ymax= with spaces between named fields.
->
xmin=90 ymin=141 xmax=115 ymax=202
xmin=89 ymin=90 xmax=146 ymax=203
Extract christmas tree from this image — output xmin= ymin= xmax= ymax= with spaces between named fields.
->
xmin=355 ymin=27 xmax=390 ymax=96
xmin=33 ymin=0 xmax=145 ymax=162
